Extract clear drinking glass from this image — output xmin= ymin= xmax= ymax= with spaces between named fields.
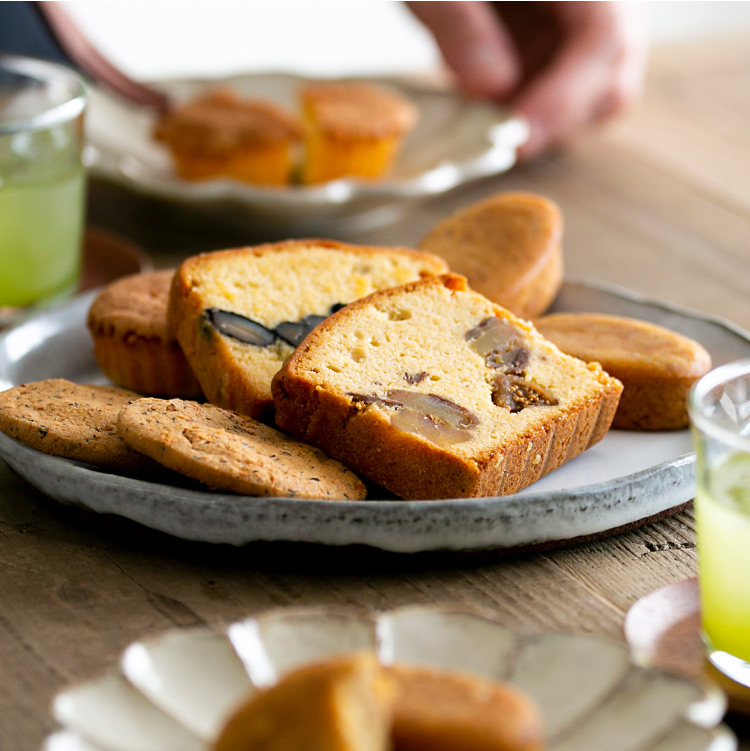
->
xmin=689 ymin=358 xmax=750 ymax=687
xmin=0 ymin=54 xmax=87 ymax=324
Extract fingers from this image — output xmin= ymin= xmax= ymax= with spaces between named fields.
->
xmin=512 ymin=3 xmax=647 ymax=160
xmin=406 ymin=1 xmax=522 ymax=99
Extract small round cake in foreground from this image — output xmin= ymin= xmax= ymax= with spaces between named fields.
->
xmin=87 ymin=270 xmax=203 ymax=399
xmin=388 ymin=662 xmax=544 ymax=751
xmin=418 ymin=192 xmax=563 ymax=319
xmin=0 ymin=379 xmax=156 ymax=472
xmin=300 ymin=80 xmax=419 ymax=184
xmin=117 ymin=398 xmax=366 ymax=500
xmin=535 ymin=312 xmax=712 ymax=430
xmin=214 ymin=653 xmax=394 ymax=751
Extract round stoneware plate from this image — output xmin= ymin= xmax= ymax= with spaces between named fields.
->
xmin=43 ymin=606 xmax=735 ymax=751
xmin=84 ymin=73 xmax=528 ymax=233
xmin=1 ymin=279 xmax=750 ymax=553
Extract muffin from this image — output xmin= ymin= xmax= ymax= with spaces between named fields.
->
xmin=153 ymin=89 xmax=303 ymax=185
xmin=87 ymin=270 xmax=203 ymax=399
xmin=299 ymin=81 xmax=418 ymax=184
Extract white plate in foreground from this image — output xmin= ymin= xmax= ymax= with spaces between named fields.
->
xmin=85 ymin=73 xmax=528 ymax=233
xmin=44 ymin=606 xmax=734 ymax=751
xmin=1 ymin=279 xmax=749 ymax=553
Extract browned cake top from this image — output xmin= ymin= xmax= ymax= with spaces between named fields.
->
xmin=301 ymin=81 xmax=419 ymax=138
xmin=154 ymin=89 xmax=303 ymax=154
xmin=88 ymin=270 xmax=176 ymax=340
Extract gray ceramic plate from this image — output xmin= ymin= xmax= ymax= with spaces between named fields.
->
xmin=44 ymin=606 xmax=735 ymax=751
xmin=84 ymin=73 xmax=528 ymax=233
xmin=1 ymin=279 xmax=749 ymax=553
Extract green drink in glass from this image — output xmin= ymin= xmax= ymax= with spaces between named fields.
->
xmin=0 ymin=55 xmax=87 ymax=321
xmin=690 ymin=359 xmax=750 ymax=685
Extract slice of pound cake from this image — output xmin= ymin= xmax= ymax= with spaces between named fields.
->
xmin=169 ymin=240 xmax=448 ymax=420
xmin=272 ymin=274 xmax=623 ymax=500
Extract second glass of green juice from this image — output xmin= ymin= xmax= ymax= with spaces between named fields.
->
xmin=0 ymin=55 xmax=87 ymax=324
xmin=690 ymin=359 xmax=750 ymax=686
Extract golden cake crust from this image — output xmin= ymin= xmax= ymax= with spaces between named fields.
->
xmin=418 ymin=192 xmax=563 ymax=319
xmin=87 ymin=270 xmax=203 ymax=399
xmin=389 ymin=663 xmax=544 ymax=751
xmin=168 ymin=239 xmax=449 ymax=421
xmin=535 ymin=312 xmax=712 ymax=430
xmin=272 ymin=274 xmax=622 ymax=500
xmin=154 ymin=89 xmax=303 ymax=155
xmin=214 ymin=653 xmax=394 ymax=751
xmin=300 ymin=81 xmax=418 ymax=139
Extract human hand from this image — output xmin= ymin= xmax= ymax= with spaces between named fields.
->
xmin=407 ymin=1 xmax=647 ymax=160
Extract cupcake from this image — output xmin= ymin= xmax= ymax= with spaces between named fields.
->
xmin=299 ymin=81 xmax=418 ymax=184
xmin=153 ymin=89 xmax=303 ymax=185
xmin=87 ymin=270 xmax=203 ymax=399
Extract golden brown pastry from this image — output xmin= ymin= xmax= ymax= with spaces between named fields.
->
xmin=535 ymin=312 xmax=712 ymax=430
xmin=154 ymin=89 xmax=303 ymax=185
xmin=300 ymin=81 xmax=418 ymax=184
xmin=213 ymin=653 xmax=394 ymax=751
xmin=87 ymin=270 xmax=203 ymax=399
xmin=418 ymin=192 xmax=563 ymax=319
xmin=389 ymin=662 xmax=544 ymax=751
xmin=273 ymin=274 xmax=622 ymax=500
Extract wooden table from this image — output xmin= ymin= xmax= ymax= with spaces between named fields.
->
xmin=3 ymin=34 xmax=750 ymax=750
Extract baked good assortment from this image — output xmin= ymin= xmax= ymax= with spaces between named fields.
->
xmin=87 ymin=269 xmax=203 ymax=399
xmin=273 ymin=274 xmax=623 ymax=500
xmin=153 ymin=89 xmax=304 ymax=185
xmin=117 ymin=398 xmax=366 ymax=500
xmin=168 ymin=239 xmax=448 ymax=420
xmin=418 ymin=192 xmax=563 ymax=319
xmin=214 ymin=653 xmax=544 ymax=751
xmin=0 ymin=379 xmax=157 ymax=473
xmin=534 ymin=312 xmax=713 ymax=430
xmin=154 ymin=81 xmax=418 ymax=186
xmin=1 ymin=191 xmax=713 ymax=503
xmin=299 ymin=80 xmax=419 ymax=184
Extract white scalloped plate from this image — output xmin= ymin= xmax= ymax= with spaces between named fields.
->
xmin=1 ymin=279 xmax=750 ymax=553
xmin=44 ymin=606 xmax=735 ymax=751
xmin=85 ymin=73 xmax=528 ymax=233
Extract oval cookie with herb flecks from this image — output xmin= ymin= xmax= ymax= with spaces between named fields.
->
xmin=0 ymin=379 xmax=156 ymax=472
xmin=116 ymin=398 xmax=366 ymax=500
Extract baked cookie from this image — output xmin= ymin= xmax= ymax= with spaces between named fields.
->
xmin=0 ymin=379 xmax=155 ymax=472
xmin=418 ymin=192 xmax=563 ymax=319
xmin=389 ymin=663 xmax=543 ymax=751
xmin=535 ymin=312 xmax=713 ymax=430
xmin=154 ymin=89 xmax=303 ymax=185
xmin=272 ymin=274 xmax=622 ymax=500
xmin=300 ymin=80 xmax=418 ymax=183
xmin=117 ymin=398 xmax=366 ymax=500
xmin=168 ymin=239 xmax=448 ymax=420
xmin=215 ymin=653 xmax=394 ymax=751
xmin=87 ymin=270 xmax=203 ymax=399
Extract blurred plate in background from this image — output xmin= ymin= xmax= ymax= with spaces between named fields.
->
xmin=85 ymin=73 xmax=528 ymax=233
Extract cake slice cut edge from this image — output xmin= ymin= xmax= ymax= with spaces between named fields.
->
xmin=272 ymin=274 xmax=623 ymax=500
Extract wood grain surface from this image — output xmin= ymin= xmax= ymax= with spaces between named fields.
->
xmin=3 ymin=35 xmax=750 ymax=751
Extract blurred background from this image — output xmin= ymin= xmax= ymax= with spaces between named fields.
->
xmin=64 ymin=1 xmax=750 ymax=81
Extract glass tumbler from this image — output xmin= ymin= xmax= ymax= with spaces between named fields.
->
xmin=0 ymin=54 xmax=87 ymax=323
xmin=690 ymin=358 xmax=750 ymax=686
